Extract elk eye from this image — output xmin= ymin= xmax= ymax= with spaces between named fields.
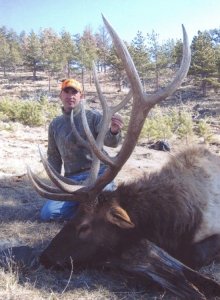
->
xmin=78 ymin=224 xmax=90 ymax=236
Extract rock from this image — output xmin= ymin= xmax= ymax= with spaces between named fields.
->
xmin=0 ymin=246 xmax=36 ymax=269
xmin=0 ymin=238 xmax=24 ymax=252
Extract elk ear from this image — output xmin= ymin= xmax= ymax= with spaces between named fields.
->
xmin=107 ymin=206 xmax=135 ymax=229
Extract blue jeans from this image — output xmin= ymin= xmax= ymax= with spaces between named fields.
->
xmin=40 ymin=168 xmax=114 ymax=221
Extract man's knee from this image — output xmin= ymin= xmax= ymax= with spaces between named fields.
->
xmin=40 ymin=200 xmax=55 ymax=221
xmin=40 ymin=200 xmax=79 ymax=221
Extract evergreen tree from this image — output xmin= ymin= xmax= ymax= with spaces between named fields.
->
xmin=189 ymin=31 xmax=218 ymax=96
xmin=74 ymin=26 xmax=97 ymax=89
xmin=5 ymin=29 xmax=22 ymax=72
xmin=60 ymin=29 xmax=76 ymax=78
xmin=95 ymin=25 xmax=111 ymax=72
xmin=177 ymin=112 xmax=194 ymax=143
xmin=0 ymin=36 xmax=10 ymax=77
xmin=170 ymin=39 xmax=183 ymax=69
xmin=209 ymin=28 xmax=220 ymax=45
xmin=81 ymin=25 xmax=98 ymax=85
xmin=147 ymin=30 xmax=170 ymax=90
xmin=215 ymin=45 xmax=220 ymax=88
xmin=39 ymin=28 xmax=64 ymax=89
xmin=197 ymin=119 xmax=213 ymax=143
xmin=23 ymin=30 xmax=42 ymax=79
xmin=128 ymin=31 xmax=150 ymax=88
xmin=20 ymin=30 xmax=29 ymax=70
xmin=106 ymin=45 xmax=125 ymax=92
xmin=0 ymin=27 xmax=22 ymax=75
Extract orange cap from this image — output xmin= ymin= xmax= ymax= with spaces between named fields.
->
xmin=61 ymin=79 xmax=82 ymax=93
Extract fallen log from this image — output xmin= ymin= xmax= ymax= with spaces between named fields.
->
xmin=107 ymin=240 xmax=220 ymax=299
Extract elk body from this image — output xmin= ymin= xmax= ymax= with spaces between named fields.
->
xmin=39 ymin=145 xmax=220 ymax=269
xmin=27 ymin=14 xmax=220 ymax=299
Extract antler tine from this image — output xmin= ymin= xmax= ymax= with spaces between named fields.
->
xmin=27 ymin=166 xmax=62 ymax=194
xmin=112 ymin=89 xmax=133 ymax=114
xmin=92 ymin=60 xmax=109 ymax=116
xmin=41 ymin=58 xmax=131 ymax=192
xmin=79 ymin=61 xmax=133 ymax=167
xmin=70 ymin=109 xmax=90 ymax=150
xmin=102 ymin=14 xmax=191 ymax=108
xmin=81 ymin=101 xmax=115 ymax=167
xmin=38 ymin=145 xmax=85 ymax=193
xmin=145 ymin=25 xmax=191 ymax=106
xmin=27 ymin=166 xmax=86 ymax=201
xmin=102 ymin=14 xmax=143 ymax=98
xmin=101 ymin=14 xmax=191 ymax=170
xmin=93 ymin=59 xmax=133 ymax=114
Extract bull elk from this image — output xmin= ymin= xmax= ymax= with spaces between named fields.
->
xmin=28 ymin=15 xmax=220 ymax=299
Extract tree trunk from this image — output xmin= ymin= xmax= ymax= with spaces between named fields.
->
xmin=33 ymin=63 xmax=37 ymax=81
xmin=3 ymin=65 xmax=6 ymax=77
xmin=104 ymin=52 xmax=107 ymax=73
xmin=67 ymin=62 xmax=71 ymax=78
xmin=156 ymin=69 xmax=159 ymax=90
xmin=202 ymin=81 xmax=207 ymax=97
xmin=118 ymin=77 xmax=122 ymax=92
xmin=106 ymin=240 xmax=220 ymax=299
xmin=48 ymin=74 xmax=51 ymax=92
xmin=81 ymin=68 xmax=85 ymax=91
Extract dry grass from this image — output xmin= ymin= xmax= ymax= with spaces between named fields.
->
xmin=1 ymin=70 xmax=220 ymax=299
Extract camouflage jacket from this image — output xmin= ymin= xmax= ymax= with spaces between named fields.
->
xmin=47 ymin=104 xmax=122 ymax=176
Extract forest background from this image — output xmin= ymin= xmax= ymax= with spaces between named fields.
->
xmin=1 ymin=22 xmax=220 ymax=96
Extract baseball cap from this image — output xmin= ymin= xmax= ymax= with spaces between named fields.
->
xmin=61 ymin=79 xmax=82 ymax=93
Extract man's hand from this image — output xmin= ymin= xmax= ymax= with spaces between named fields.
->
xmin=110 ymin=114 xmax=124 ymax=134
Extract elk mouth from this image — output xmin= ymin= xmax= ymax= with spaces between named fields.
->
xmin=39 ymin=250 xmax=74 ymax=270
xmin=39 ymin=249 xmax=109 ymax=270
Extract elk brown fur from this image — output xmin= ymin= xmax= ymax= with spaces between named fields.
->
xmin=40 ymin=145 xmax=220 ymax=269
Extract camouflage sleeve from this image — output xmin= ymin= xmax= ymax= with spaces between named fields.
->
xmin=47 ymin=122 xmax=62 ymax=174
xmin=104 ymin=128 xmax=122 ymax=148
xmin=93 ymin=111 xmax=122 ymax=148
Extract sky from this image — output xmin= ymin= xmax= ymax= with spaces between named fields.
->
xmin=0 ymin=0 xmax=220 ymax=44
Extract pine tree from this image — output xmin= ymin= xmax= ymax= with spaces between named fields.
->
xmin=73 ymin=26 xmax=97 ymax=89
xmin=209 ymin=28 xmax=220 ymax=45
xmin=147 ymin=30 xmax=170 ymax=90
xmin=81 ymin=26 xmax=98 ymax=85
xmin=24 ymin=30 xmax=42 ymax=79
xmin=39 ymin=28 xmax=64 ymax=89
xmin=0 ymin=27 xmax=22 ymax=76
xmin=128 ymin=31 xmax=150 ymax=88
xmin=189 ymin=31 xmax=218 ymax=96
xmin=4 ymin=29 xmax=22 ymax=73
xmin=106 ymin=45 xmax=125 ymax=92
xmin=0 ymin=37 xmax=10 ymax=77
xmin=170 ymin=39 xmax=183 ymax=69
xmin=95 ymin=26 xmax=111 ymax=72
xmin=177 ymin=112 xmax=194 ymax=143
xmin=60 ymin=29 xmax=77 ymax=78
xmin=20 ymin=30 xmax=29 ymax=71
xmin=197 ymin=119 xmax=213 ymax=143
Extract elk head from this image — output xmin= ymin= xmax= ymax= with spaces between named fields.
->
xmin=28 ymin=14 xmax=191 ymax=269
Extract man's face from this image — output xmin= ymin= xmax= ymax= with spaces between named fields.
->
xmin=60 ymin=87 xmax=83 ymax=111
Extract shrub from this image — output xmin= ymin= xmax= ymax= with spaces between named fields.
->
xmin=176 ymin=111 xmax=194 ymax=143
xmin=0 ymin=96 xmax=60 ymax=127
xmin=197 ymin=119 xmax=213 ymax=143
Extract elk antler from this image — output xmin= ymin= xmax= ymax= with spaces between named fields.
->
xmin=27 ymin=15 xmax=191 ymax=203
